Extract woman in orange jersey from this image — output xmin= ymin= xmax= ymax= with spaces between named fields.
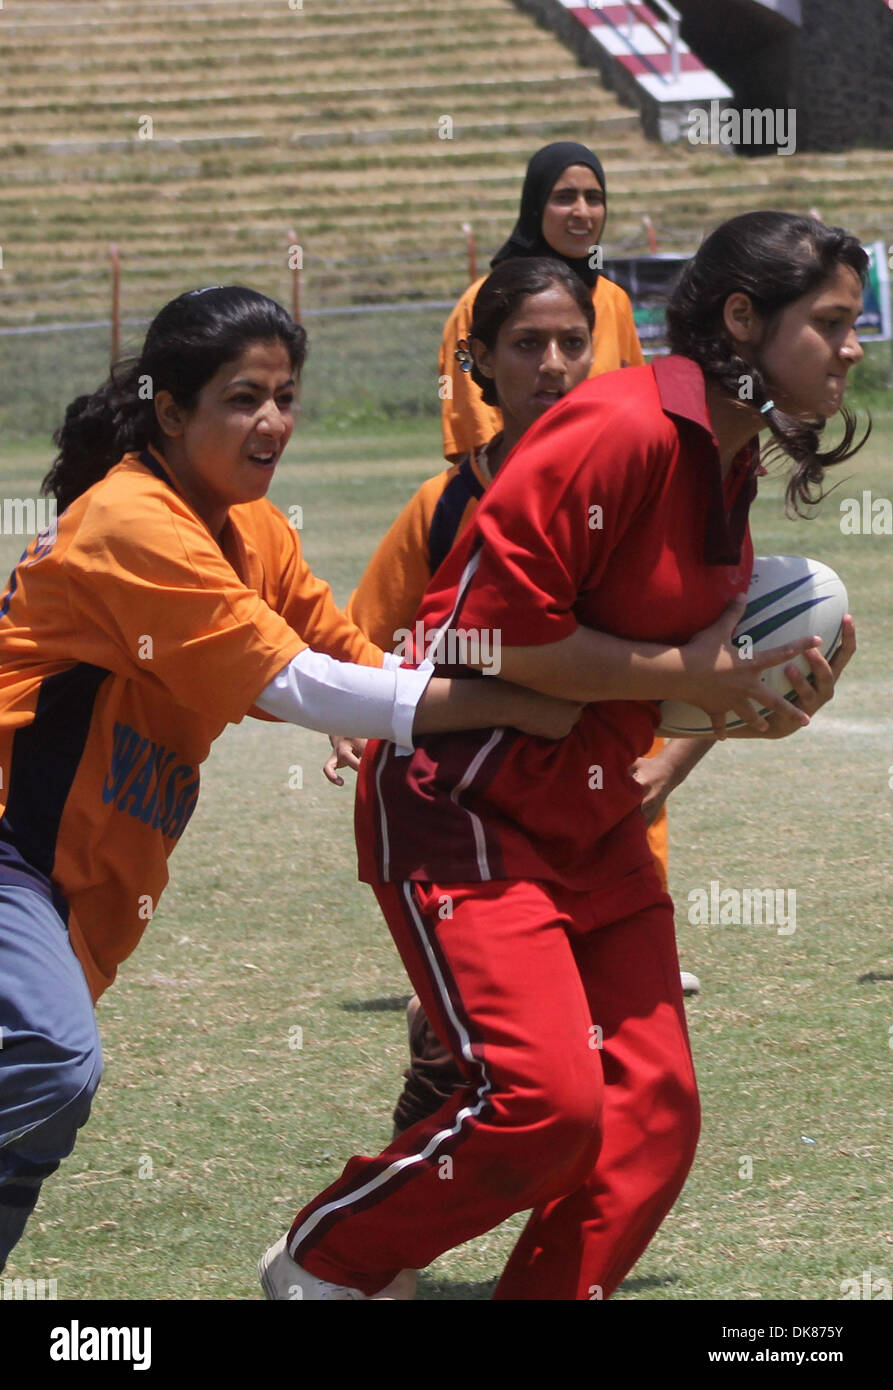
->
xmin=0 ymin=286 xmax=584 ymax=1276
xmin=439 ymin=140 xmax=643 ymax=463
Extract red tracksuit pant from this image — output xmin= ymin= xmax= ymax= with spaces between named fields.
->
xmin=287 ymin=873 xmax=700 ymax=1300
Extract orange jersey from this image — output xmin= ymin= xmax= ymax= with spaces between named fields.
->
xmin=0 ymin=447 xmax=383 ymax=1000
xmin=346 ymin=449 xmax=490 ymax=652
xmin=346 ymin=439 xmax=668 ymax=885
xmin=439 ymin=273 xmax=645 ymax=461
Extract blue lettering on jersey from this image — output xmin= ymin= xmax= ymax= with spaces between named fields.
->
xmin=102 ymin=724 xmax=148 ymax=803
xmin=102 ymin=722 xmax=199 ymax=841
xmin=0 ymin=524 xmax=61 ymax=623
xmin=140 ymin=746 xmax=178 ymax=826
xmin=0 ymin=548 xmax=29 ymax=623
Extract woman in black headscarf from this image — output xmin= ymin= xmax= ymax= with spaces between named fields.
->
xmin=439 ymin=141 xmax=643 ymax=462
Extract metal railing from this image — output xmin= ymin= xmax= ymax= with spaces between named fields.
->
xmin=589 ymin=1 xmax=682 ymax=84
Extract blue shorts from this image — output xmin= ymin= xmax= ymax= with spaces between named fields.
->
xmin=0 ymin=884 xmax=102 ymax=1266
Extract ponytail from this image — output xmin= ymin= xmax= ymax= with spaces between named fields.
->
xmin=44 ymin=359 xmax=155 ymax=514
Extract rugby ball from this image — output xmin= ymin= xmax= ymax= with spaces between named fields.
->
xmin=658 ymin=555 xmax=848 ymax=736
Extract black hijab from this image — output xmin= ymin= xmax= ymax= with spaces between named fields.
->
xmin=490 ymin=141 xmax=607 ymax=289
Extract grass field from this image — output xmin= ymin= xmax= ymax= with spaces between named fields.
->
xmin=1 ymin=405 xmax=891 ymax=1303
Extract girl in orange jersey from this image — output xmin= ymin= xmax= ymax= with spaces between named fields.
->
xmin=439 ymin=140 xmax=643 ymax=463
xmin=0 ymin=286 xmax=584 ymax=1275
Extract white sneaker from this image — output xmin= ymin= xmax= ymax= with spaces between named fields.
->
xmin=258 ymin=1235 xmax=367 ymax=1301
xmin=680 ymin=970 xmax=701 ymax=996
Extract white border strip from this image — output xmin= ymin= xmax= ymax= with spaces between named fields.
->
xmin=288 ymin=881 xmax=492 ymax=1260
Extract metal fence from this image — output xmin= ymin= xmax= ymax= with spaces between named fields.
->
xmin=0 ymin=300 xmax=454 ymax=439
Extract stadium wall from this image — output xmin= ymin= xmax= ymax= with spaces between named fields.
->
xmin=674 ymin=0 xmax=893 ymax=151
xmin=517 ymin=0 xmax=893 ymax=152
xmin=790 ymin=0 xmax=893 ymax=150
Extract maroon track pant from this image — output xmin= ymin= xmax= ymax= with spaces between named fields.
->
xmin=287 ymin=874 xmax=700 ymax=1300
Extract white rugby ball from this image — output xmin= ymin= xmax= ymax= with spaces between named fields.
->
xmin=658 ymin=555 xmax=848 ymax=736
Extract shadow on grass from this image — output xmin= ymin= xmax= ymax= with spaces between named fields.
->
xmin=416 ymin=1272 xmax=681 ymax=1299
xmin=858 ymin=972 xmax=893 ymax=983
xmin=340 ymin=994 xmax=412 ymax=1013
xmin=418 ymin=1274 xmax=498 ymax=1302
xmin=617 ymin=1272 xmax=682 ymax=1294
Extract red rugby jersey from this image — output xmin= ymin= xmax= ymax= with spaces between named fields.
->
xmin=356 ymin=355 xmax=760 ymax=896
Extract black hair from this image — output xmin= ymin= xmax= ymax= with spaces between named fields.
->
xmin=43 ymin=286 xmax=306 ymax=512
xmin=665 ymin=211 xmax=870 ymax=515
xmin=468 ymin=257 xmax=595 ymax=408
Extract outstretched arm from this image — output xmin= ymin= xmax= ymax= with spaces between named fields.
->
xmin=256 ymin=649 xmax=583 ymax=747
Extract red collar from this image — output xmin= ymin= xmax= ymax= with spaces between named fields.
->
xmin=652 ymin=355 xmax=761 ymax=566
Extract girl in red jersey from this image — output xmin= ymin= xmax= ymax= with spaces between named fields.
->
xmin=0 ymin=286 xmax=586 ymax=1275
xmin=263 ymin=213 xmax=864 ymax=1301
xmin=328 ymin=259 xmax=702 ymax=1161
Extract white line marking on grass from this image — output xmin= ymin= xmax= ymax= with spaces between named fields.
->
xmin=813 ymin=717 xmax=891 ymax=736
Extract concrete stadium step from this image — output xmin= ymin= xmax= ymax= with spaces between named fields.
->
xmin=6 ymin=0 xmax=893 ymax=329
xmin=4 ymin=122 xmax=640 ymax=166
xmin=0 ymin=138 xmax=639 ymax=197
xmin=5 ymin=121 xmax=626 ymax=161
xmin=14 ymin=213 xmax=892 ymax=301
xmin=2 ymin=12 xmax=533 ymax=50
xmin=4 ymin=41 xmax=588 ymax=89
xmin=9 ymin=189 xmax=892 ymax=282
xmin=4 ymin=54 xmax=608 ymax=101
xmin=5 ymin=75 xmax=522 ymax=119
xmin=1 ymin=68 xmax=615 ymax=118
xmin=7 ymin=0 xmax=514 ymax=26
xmin=16 ymin=206 xmax=891 ymax=276
xmin=6 ymin=151 xmax=893 ymax=216
xmin=5 ymin=133 xmax=892 ymax=186
xmin=5 ymin=34 xmax=561 ymax=70
xmin=14 ymin=183 xmax=893 ymax=262
xmin=289 ymin=113 xmax=642 ymax=149
xmin=2 ymin=36 xmax=536 ymax=75
xmin=12 ymin=0 xmax=513 ymax=21
xmin=3 ymin=124 xmax=638 ymax=168
xmin=0 ymin=161 xmax=648 ymax=215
